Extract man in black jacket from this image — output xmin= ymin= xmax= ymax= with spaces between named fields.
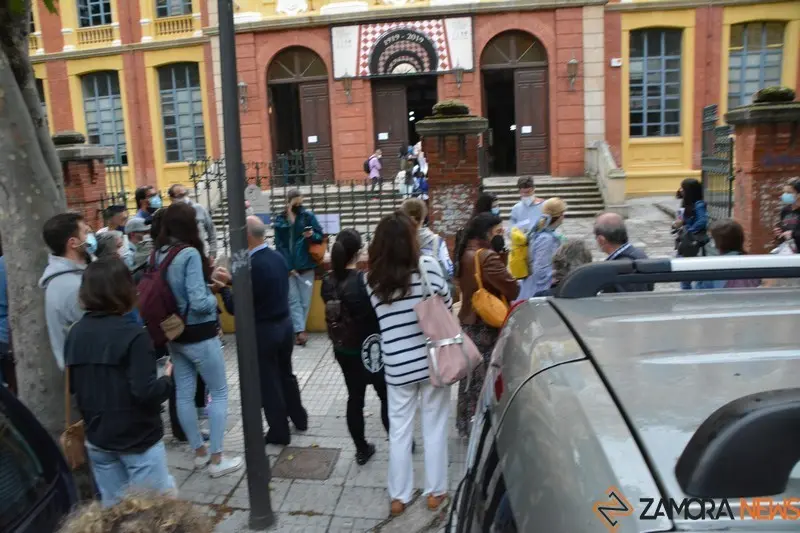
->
xmin=594 ymin=212 xmax=655 ymax=293
xmin=247 ymin=216 xmax=308 ymax=445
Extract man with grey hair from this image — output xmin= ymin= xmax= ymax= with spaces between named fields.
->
xmin=534 ymin=240 xmax=593 ymax=297
xmin=593 ymin=212 xmax=653 ymax=292
xmin=246 ymin=215 xmax=308 ymax=445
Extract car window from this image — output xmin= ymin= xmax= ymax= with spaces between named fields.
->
xmin=0 ymin=411 xmax=47 ymax=530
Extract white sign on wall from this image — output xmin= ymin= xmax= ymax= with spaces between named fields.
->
xmin=331 ymin=17 xmax=474 ymax=79
xmin=317 ymin=213 xmax=341 ymax=234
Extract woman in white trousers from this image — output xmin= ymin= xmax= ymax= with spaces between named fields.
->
xmin=366 ymin=212 xmax=453 ymax=516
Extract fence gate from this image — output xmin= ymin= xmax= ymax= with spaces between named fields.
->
xmin=701 ymin=104 xmax=735 ymax=220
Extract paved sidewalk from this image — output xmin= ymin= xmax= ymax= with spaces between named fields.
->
xmin=164 ymin=199 xmax=676 ymax=531
xmin=165 ymin=335 xmax=465 ymax=533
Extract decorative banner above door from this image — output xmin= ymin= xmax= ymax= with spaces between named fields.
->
xmin=331 ymin=17 xmax=474 ymax=79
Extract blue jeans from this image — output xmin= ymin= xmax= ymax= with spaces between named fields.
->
xmin=288 ymin=270 xmax=315 ymax=334
xmin=169 ymin=337 xmax=228 ymax=454
xmin=86 ymin=440 xmax=175 ymax=507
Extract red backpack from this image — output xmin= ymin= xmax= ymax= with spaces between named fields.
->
xmin=138 ymin=245 xmax=189 ymax=348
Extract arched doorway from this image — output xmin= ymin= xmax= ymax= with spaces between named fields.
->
xmin=268 ymin=47 xmax=333 ymax=182
xmin=369 ymin=28 xmax=439 ymax=178
xmin=481 ymin=31 xmax=549 ymax=176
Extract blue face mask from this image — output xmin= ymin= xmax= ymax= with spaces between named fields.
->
xmin=781 ymin=192 xmax=796 ymax=205
xmin=149 ymin=195 xmax=163 ymax=209
xmin=491 ymin=207 xmax=501 ymax=216
xmin=84 ymin=233 xmax=98 ymax=256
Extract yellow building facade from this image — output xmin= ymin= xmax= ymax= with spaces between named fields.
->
xmin=28 ymin=0 xmax=799 ymax=199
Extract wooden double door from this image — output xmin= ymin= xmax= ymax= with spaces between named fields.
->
xmin=269 ymin=80 xmax=334 ymax=183
xmin=484 ymin=66 xmax=549 ymax=176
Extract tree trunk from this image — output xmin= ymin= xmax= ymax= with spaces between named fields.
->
xmin=0 ymin=1 xmax=68 ymax=436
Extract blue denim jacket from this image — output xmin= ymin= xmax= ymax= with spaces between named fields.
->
xmin=683 ymin=200 xmax=709 ymax=234
xmin=155 ymin=246 xmax=218 ymax=325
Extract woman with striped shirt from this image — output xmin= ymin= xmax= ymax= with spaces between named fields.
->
xmin=366 ymin=212 xmax=453 ymax=516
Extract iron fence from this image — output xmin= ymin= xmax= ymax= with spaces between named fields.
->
xmin=701 ymin=104 xmax=735 ymax=220
xmin=189 ymin=156 xmax=412 ymax=257
xmin=105 ymin=163 xmax=129 ymax=209
xmin=66 ymin=192 xmax=131 ymax=231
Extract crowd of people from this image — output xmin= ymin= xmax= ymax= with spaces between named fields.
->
xmin=17 ymin=185 xmax=328 ymax=514
xmin=0 ymin=171 xmax=797 ymax=529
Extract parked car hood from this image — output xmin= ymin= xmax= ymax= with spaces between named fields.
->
xmin=552 ymin=289 xmax=800 ymax=507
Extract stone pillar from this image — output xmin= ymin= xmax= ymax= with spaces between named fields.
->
xmin=415 ymin=101 xmax=488 ymax=251
xmin=727 ymin=93 xmax=800 ymax=253
xmin=54 ymin=131 xmax=114 ymax=230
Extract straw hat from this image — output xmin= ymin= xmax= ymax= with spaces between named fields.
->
xmin=542 ymin=197 xmax=567 ymax=218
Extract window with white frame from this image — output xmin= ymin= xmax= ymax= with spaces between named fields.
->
xmin=629 ymin=28 xmax=682 ymax=138
xmin=156 ymin=0 xmax=193 ymax=17
xmin=728 ymin=22 xmax=785 ymax=110
xmin=158 ymin=63 xmax=206 ymax=163
xmin=78 ymin=0 xmax=112 ymax=27
xmin=82 ymin=72 xmax=127 ymax=165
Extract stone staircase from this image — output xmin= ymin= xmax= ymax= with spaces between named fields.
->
xmin=481 ymin=176 xmax=605 ymax=219
xmin=209 ymin=176 xmax=605 ymax=250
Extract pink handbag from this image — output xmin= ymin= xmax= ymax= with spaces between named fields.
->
xmin=414 ymin=257 xmax=483 ymax=387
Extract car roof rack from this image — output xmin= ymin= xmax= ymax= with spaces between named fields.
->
xmin=675 ymin=388 xmax=800 ymax=498
xmin=558 ymin=255 xmax=800 ymax=299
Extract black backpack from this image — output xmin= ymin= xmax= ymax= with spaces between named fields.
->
xmin=324 ymin=275 xmax=362 ymax=351
xmin=363 ymin=158 xmax=371 ymax=174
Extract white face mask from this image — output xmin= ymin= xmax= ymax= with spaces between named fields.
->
xmin=522 ymin=196 xmax=534 ymax=207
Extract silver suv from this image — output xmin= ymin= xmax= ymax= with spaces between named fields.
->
xmin=449 ymin=255 xmax=800 ymax=532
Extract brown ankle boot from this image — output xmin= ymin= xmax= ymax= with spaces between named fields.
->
xmin=427 ymin=493 xmax=447 ymax=511
xmin=390 ymin=499 xmax=406 ymax=516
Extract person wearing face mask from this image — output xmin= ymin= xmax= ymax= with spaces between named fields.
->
xmin=453 ymin=192 xmax=499 ymax=279
xmin=456 ymin=213 xmax=519 ymax=438
xmin=273 ymin=189 xmax=324 ymax=346
xmin=134 ymin=186 xmax=163 ymax=223
xmin=774 ymin=179 xmax=800 ymax=252
xmin=508 ymin=176 xmax=544 ymax=233
xmin=125 ymin=217 xmax=154 ymax=276
xmin=95 ymin=231 xmax=126 ymax=260
xmin=516 ymin=198 xmax=567 ymax=302
xmin=39 ymin=212 xmax=95 ymax=370
xmin=168 ymin=184 xmax=218 ymax=259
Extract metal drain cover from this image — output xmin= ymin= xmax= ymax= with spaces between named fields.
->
xmin=271 ymin=447 xmax=341 ymax=480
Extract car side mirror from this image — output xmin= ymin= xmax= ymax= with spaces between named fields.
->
xmin=675 ymin=388 xmax=800 ymax=498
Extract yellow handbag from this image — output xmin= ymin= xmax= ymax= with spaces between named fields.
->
xmin=471 ymin=249 xmax=509 ymax=328
xmin=508 ymin=227 xmax=529 ymax=280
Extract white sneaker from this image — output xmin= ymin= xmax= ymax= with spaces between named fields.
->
xmin=208 ymin=455 xmax=244 ymax=478
xmin=194 ymin=452 xmax=211 ymax=470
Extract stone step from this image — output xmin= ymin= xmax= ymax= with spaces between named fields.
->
xmin=209 ymin=176 xmax=606 ymax=239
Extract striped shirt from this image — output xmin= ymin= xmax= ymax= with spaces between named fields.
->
xmin=367 ymin=256 xmax=453 ymax=386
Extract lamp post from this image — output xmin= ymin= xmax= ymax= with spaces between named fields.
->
xmin=217 ymin=0 xmax=275 ymax=529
